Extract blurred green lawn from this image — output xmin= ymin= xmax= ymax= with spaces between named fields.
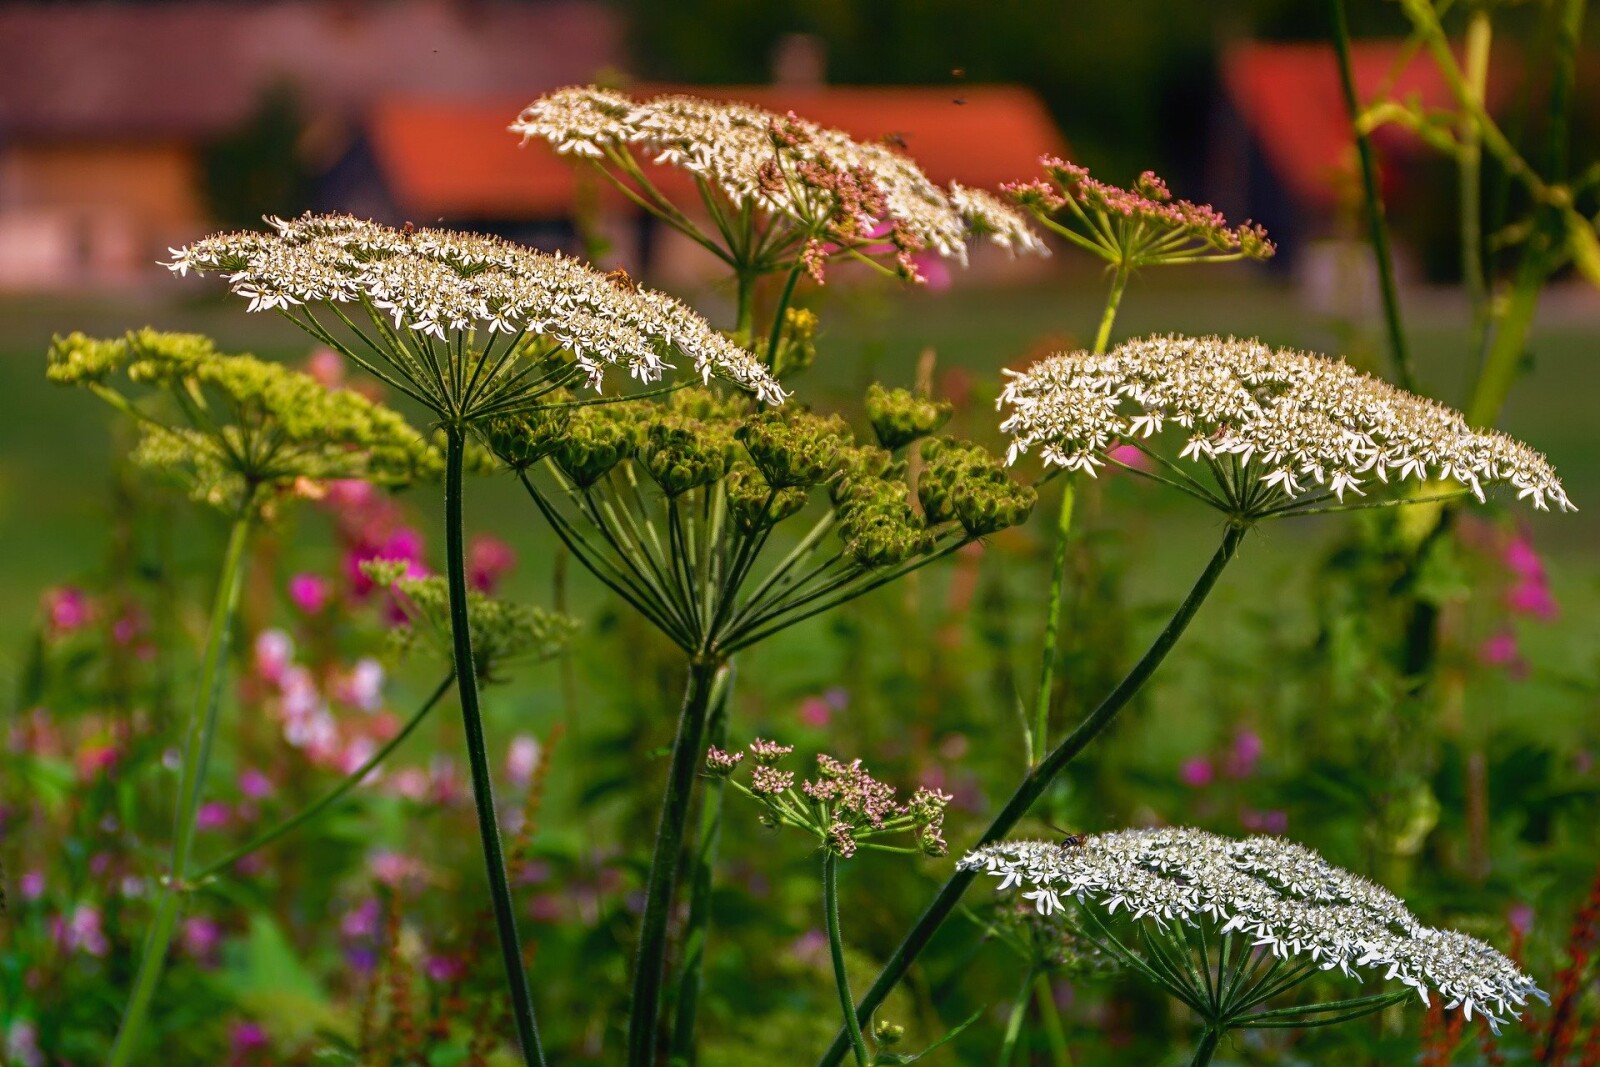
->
xmin=2 ymin=269 xmax=1594 ymax=740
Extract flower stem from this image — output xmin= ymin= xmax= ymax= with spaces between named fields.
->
xmin=108 ymin=509 xmax=253 ymax=1067
xmin=1033 ymin=975 xmax=1072 ymax=1067
xmin=1030 ymin=481 xmax=1075 ymax=766
xmin=735 ymin=269 xmax=757 ymax=347
xmin=668 ymin=661 xmax=736 ymax=1065
xmin=824 ymin=852 xmax=871 ymax=1067
xmin=1331 ymin=0 xmax=1416 ymax=393
xmin=997 ymin=966 xmax=1038 ymax=1067
xmin=446 ymin=426 xmax=546 ymax=1067
xmin=628 ymin=656 xmax=722 ymax=1066
xmin=191 ymin=673 xmax=454 ymax=883
xmin=815 ymin=525 xmax=1245 ymax=1067
xmin=763 ymin=262 xmax=805 ymax=371
xmin=1091 ymin=260 xmax=1130 ymax=355
xmin=1189 ymin=1028 xmax=1222 ymax=1067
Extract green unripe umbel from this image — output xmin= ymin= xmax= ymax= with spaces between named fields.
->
xmin=865 ymin=383 xmax=953 ymax=451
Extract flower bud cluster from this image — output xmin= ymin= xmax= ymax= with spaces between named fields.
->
xmin=491 ymin=386 xmax=1031 ymax=567
xmin=918 ymin=437 xmax=1039 ymax=537
xmin=961 ymin=829 xmax=1546 ymax=1030
xmin=716 ymin=739 xmax=950 ymax=859
xmin=999 ymin=335 xmax=1573 ymax=513
xmin=48 ymin=330 xmax=437 ymax=515
xmin=865 ymin=384 xmax=953 ymax=450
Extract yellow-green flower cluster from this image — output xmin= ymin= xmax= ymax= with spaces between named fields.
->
xmin=365 ymin=561 xmax=577 ymax=684
xmin=48 ymin=330 xmax=438 ymax=515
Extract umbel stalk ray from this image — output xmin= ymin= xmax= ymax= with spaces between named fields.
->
xmin=816 ymin=523 xmax=1245 ymax=1067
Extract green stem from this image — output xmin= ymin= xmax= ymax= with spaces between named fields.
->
xmin=192 ymin=674 xmax=454 ymax=883
xmin=1466 ymin=260 xmax=1542 ymax=427
xmin=1190 ymin=1028 xmax=1222 ymax=1067
xmin=734 ymin=269 xmax=757 ymax=347
xmin=668 ymin=662 xmax=736 ymax=1065
xmin=1460 ymin=9 xmax=1492 ymax=361
xmin=1332 ymin=0 xmax=1417 ymax=392
xmin=1030 ymin=482 xmax=1075 ymax=766
xmin=824 ymin=852 xmax=871 ymax=1067
xmin=1033 ymin=974 xmax=1072 ymax=1067
xmin=629 ymin=657 xmax=722 ymax=1066
xmin=997 ymin=966 xmax=1038 ymax=1067
xmin=108 ymin=509 xmax=253 ymax=1066
xmin=446 ymin=427 xmax=546 ymax=1067
xmin=815 ymin=525 xmax=1246 ymax=1067
xmin=763 ymin=262 xmax=805 ymax=371
xmin=1091 ymin=261 xmax=1130 ymax=355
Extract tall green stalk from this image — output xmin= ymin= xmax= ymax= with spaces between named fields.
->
xmin=629 ymin=657 xmax=722 ymax=1066
xmin=191 ymin=674 xmax=454 ymax=883
xmin=445 ymin=427 xmax=546 ymax=1067
xmin=1032 ymin=268 xmax=1122 ymax=764
xmin=997 ymin=966 xmax=1039 ymax=1067
xmin=816 ymin=525 xmax=1246 ymax=1067
xmin=1330 ymin=0 xmax=1416 ymax=392
xmin=824 ymin=852 xmax=871 ymax=1067
xmin=668 ymin=663 xmax=735 ymax=1065
xmin=1189 ymin=1028 xmax=1222 ymax=1067
xmin=109 ymin=510 xmax=253 ymax=1066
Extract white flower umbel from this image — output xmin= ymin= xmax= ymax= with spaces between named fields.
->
xmin=511 ymin=86 xmax=1044 ymax=275
xmin=168 ymin=213 xmax=786 ymax=417
xmin=998 ymin=335 xmax=1573 ymax=517
xmin=961 ymin=829 xmax=1545 ymax=1036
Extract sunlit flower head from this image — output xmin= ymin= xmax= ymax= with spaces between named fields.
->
xmin=511 ymin=87 xmax=1043 ymax=280
xmin=167 ymin=213 xmax=784 ymax=410
xmin=998 ymin=335 xmax=1573 ymax=516
xmin=961 ymin=829 xmax=1545 ymax=1030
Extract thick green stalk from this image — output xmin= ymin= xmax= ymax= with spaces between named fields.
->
xmin=734 ymin=270 xmax=757 ymax=347
xmin=1090 ymin=261 xmax=1130 ymax=355
xmin=997 ymin=966 xmax=1038 ymax=1067
xmin=1466 ymin=261 xmax=1542 ymax=428
xmin=446 ymin=427 xmax=546 ymax=1067
xmin=192 ymin=674 xmax=454 ymax=883
xmin=629 ymin=657 xmax=722 ymax=1066
xmin=1331 ymin=0 xmax=1416 ymax=392
xmin=1033 ymin=975 xmax=1072 ymax=1067
xmin=668 ymin=662 xmax=736 ymax=1065
xmin=824 ymin=853 xmax=871 ymax=1067
xmin=109 ymin=510 xmax=253 ymax=1066
xmin=1030 ymin=482 xmax=1075 ymax=765
xmin=816 ymin=526 xmax=1246 ymax=1067
xmin=1189 ymin=1028 xmax=1222 ymax=1067
xmin=763 ymin=262 xmax=805 ymax=371
xmin=1460 ymin=10 xmax=1492 ymax=361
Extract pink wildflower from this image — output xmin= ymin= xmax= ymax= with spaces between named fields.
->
xmin=1179 ymin=756 xmax=1214 ymax=788
xmin=506 ymin=734 xmax=541 ymax=788
xmin=469 ymin=535 xmax=516 ymax=593
xmin=43 ymin=587 xmax=92 ymax=634
xmin=288 ymin=573 xmax=331 ymax=615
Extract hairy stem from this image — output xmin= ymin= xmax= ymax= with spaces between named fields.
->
xmin=447 ymin=427 xmax=546 ymax=1067
xmin=192 ymin=674 xmax=454 ymax=883
xmin=816 ymin=525 xmax=1245 ymax=1067
xmin=629 ymin=657 xmax=722 ymax=1066
xmin=1189 ymin=1028 xmax=1222 ymax=1067
xmin=1031 ymin=482 xmax=1075 ymax=766
xmin=1331 ymin=0 xmax=1416 ymax=392
xmin=109 ymin=510 xmax=253 ymax=1066
xmin=668 ymin=662 xmax=736 ymax=1064
xmin=997 ymin=966 xmax=1038 ymax=1067
xmin=825 ymin=852 xmax=871 ymax=1067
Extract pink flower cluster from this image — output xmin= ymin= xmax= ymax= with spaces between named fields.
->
xmin=1459 ymin=520 xmax=1560 ymax=678
xmin=254 ymin=628 xmax=398 ymax=779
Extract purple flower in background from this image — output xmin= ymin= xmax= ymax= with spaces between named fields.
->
xmin=181 ymin=916 xmax=223 ymax=964
xmin=54 ymin=903 xmax=109 ymax=956
xmin=196 ymin=802 xmax=232 ymax=832
xmin=426 ymin=954 xmax=465 ymax=983
xmin=1239 ymin=808 xmax=1289 ymax=834
xmin=1478 ymin=631 xmax=1527 ymax=678
xmin=337 ymin=658 xmax=385 ymax=712
xmin=1223 ymin=729 xmax=1263 ymax=779
xmin=20 ymin=870 xmax=45 ymax=901
xmin=43 ymin=586 xmax=91 ymax=634
xmin=506 ymin=734 xmax=541 ymax=789
xmin=230 ymin=1020 xmax=270 ymax=1065
xmin=1179 ymin=756 xmax=1214 ymax=788
xmin=469 ymin=535 xmax=516 ymax=593
xmin=350 ymin=526 xmax=428 ymax=596
xmin=798 ymin=695 xmax=831 ymax=729
xmin=254 ymin=629 xmax=294 ymax=685
xmin=237 ymin=768 xmax=275 ymax=800
xmin=5 ymin=1019 xmax=44 ymax=1067
xmin=1508 ymin=902 xmax=1536 ymax=936
xmin=288 ymin=573 xmax=331 ymax=615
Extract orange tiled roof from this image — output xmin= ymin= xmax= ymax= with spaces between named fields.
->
xmin=1223 ymin=40 xmax=1513 ymax=209
xmin=367 ymin=85 xmax=1067 ymax=219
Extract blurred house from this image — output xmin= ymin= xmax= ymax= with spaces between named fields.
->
xmin=1217 ymin=39 xmax=1515 ymax=297
xmin=339 ymin=84 xmax=1066 ymax=283
xmin=0 ymin=0 xmax=621 ymax=290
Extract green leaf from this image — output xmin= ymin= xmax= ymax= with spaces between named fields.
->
xmin=220 ymin=913 xmax=343 ymax=1042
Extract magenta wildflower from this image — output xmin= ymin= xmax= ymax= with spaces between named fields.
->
xmin=506 ymin=734 xmax=542 ymax=788
xmin=1224 ymin=729 xmax=1263 ymax=779
xmin=469 ymin=535 xmax=517 ymax=592
xmin=1180 ymin=756 xmax=1214 ymax=788
xmin=237 ymin=768 xmax=274 ymax=800
xmin=288 ymin=573 xmax=331 ymax=615
xmin=20 ymin=870 xmax=45 ymax=901
xmin=43 ymin=586 xmax=92 ymax=634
